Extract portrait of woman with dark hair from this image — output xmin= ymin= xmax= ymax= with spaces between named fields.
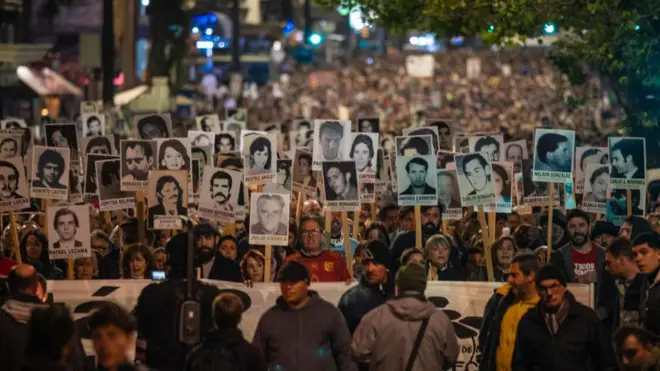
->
xmin=246 ymin=135 xmax=272 ymax=173
xmin=265 ymin=159 xmax=292 ymax=194
xmin=492 ymin=163 xmax=511 ymax=204
xmin=158 ymin=139 xmax=190 ymax=171
xmin=583 ymin=165 xmax=609 ymax=203
xmin=350 ymin=134 xmax=375 ymax=173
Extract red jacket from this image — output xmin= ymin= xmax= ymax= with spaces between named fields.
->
xmin=0 ymin=258 xmax=17 ymax=278
xmin=282 ymin=250 xmax=349 ymax=282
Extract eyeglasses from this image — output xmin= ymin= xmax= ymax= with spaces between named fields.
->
xmin=539 ymin=282 xmax=563 ymax=293
xmin=301 ymin=228 xmax=321 ymax=236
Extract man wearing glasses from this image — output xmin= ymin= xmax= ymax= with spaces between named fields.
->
xmin=281 ymin=215 xmax=350 ymax=282
xmin=512 ymin=264 xmax=616 ymax=371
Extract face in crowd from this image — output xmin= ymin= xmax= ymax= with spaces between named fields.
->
xmin=257 ymin=197 xmax=283 ymax=234
xmin=56 ymin=213 xmax=77 ymax=242
xmin=125 ymin=145 xmax=153 ymax=180
xmin=300 ymin=219 xmax=323 ymax=254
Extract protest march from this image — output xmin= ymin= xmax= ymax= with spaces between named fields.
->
xmin=0 ymin=48 xmax=659 ymax=371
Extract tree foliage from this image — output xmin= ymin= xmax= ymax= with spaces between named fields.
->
xmin=317 ymin=0 xmax=660 ymax=132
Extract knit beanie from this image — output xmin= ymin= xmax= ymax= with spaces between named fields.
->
xmin=535 ymin=263 xmax=567 ymax=288
xmin=395 ymin=263 xmax=427 ymax=294
xmin=590 ymin=220 xmax=618 ymax=240
xmin=361 ymin=240 xmax=394 ymax=270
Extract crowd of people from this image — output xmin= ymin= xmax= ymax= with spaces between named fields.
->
xmin=0 ymin=47 xmax=657 ymax=371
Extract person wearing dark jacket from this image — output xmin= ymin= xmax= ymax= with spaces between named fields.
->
xmin=134 ymin=231 xmax=222 ymax=371
xmin=253 ymin=261 xmax=357 ymax=371
xmin=632 ymin=233 xmax=660 ymax=336
xmin=425 ymin=234 xmax=465 ymax=281
xmin=479 ymin=254 xmax=539 ymax=371
xmin=0 ymin=264 xmax=48 ymax=371
xmin=185 ymin=292 xmax=266 ymax=371
xmin=21 ymin=304 xmax=77 ymax=371
xmin=596 ymin=237 xmax=645 ymax=336
xmin=512 ymin=264 xmax=617 ymax=371
xmin=338 ymin=240 xmax=395 ymax=336
xmin=470 ymin=236 xmax=518 ymax=282
xmin=89 ymin=302 xmax=149 ymax=371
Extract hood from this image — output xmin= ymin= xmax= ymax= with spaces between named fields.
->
xmin=204 ymin=327 xmax=246 ymax=348
xmin=386 ymin=295 xmax=437 ymax=321
xmin=495 ymin=282 xmax=513 ymax=297
xmin=275 ymin=290 xmax=322 ymax=311
xmin=1 ymin=296 xmax=47 ymax=324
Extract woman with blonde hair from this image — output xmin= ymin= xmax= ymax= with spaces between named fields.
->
xmin=75 ymin=254 xmax=99 ymax=280
xmin=240 ymin=249 xmax=268 ymax=282
xmin=121 ymin=244 xmax=151 ymax=279
xmin=425 ymin=234 xmax=465 ymax=281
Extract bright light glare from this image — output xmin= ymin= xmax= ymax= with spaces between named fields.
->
xmin=196 ymin=41 xmax=214 ymax=49
xmin=141 ymin=0 xmax=149 ymax=6
xmin=543 ymin=23 xmax=556 ymax=34
xmin=192 ymin=27 xmax=199 ymax=33
xmin=310 ymin=34 xmax=322 ymax=45
xmin=272 ymin=41 xmax=282 ymax=51
xmin=409 ymin=36 xmax=418 ymax=45
xmin=205 ymin=28 xmax=213 ymax=35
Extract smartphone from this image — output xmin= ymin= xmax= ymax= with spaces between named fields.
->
xmin=151 ymin=270 xmax=166 ymax=281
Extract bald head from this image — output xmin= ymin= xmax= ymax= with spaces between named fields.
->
xmin=7 ymin=264 xmax=39 ymax=296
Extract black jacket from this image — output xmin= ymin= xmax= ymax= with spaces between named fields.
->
xmin=184 ymin=328 xmax=267 ymax=371
xmin=641 ymin=267 xmax=660 ymax=336
xmin=337 ymin=276 xmax=395 ymax=335
xmin=478 ymin=284 xmax=516 ymax=371
xmin=0 ymin=292 xmax=47 ymax=371
xmin=133 ymin=278 xmax=222 ymax=371
xmin=595 ymin=270 xmax=645 ymax=335
xmin=512 ymin=292 xmax=617 ymax=371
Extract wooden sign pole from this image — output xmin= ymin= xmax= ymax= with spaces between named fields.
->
xmin=488 ymin=209 xmax=496 ymax=246
xmin=414 ymin=205 xmax=422 ymax=250
xmin=442 ymin=219 xmax=449 ymax=236
xmin=352 ymin=209 xmax=360 ymax=240
xmin=136 ymin=191 xmax=145 ymax=245
xmin=8 ymin=211 xmax=22 ymax=263
xmin=324 ymin=211 xmax=332 ymax=249
xmin=264 ymin=245 xmax=272 ymax=282
xmin=477 ymin=206 xmax=494 ymax=281
xmin=295 ymin=191 xmax=303 ymax=226
xmin=627 ymin=189 xmax=633 ymax=216
xmin=370 ymin=202 xmax=377 ymax=224
xmin=546 ymin=185 xmax=555 ymax=263
xmin=342 ymin=211 xmax=353 ymax=279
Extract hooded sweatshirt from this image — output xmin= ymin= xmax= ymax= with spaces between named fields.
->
xmin=0 ymin=292 xmax=47 ymax=371
xmin=184 ymin=327 xmax=266 ymax=371
xmin=252 ymin=291 xmax=357 ymax=371
xmin=351 ymin=294 xmax=459 ymax=371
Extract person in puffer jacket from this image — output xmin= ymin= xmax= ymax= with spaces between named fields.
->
xmin=351 ymin=263 xmax=459 ymax=371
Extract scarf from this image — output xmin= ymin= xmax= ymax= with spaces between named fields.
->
xmin=544 ymin=298 xmax=569 ymax=334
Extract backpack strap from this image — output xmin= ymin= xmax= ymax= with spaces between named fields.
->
xmin=404 ymin=318 xmax=430 ymax=371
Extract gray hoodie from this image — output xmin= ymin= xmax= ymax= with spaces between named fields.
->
xmin=253 ymin=291 xmax=357 ymax=371
xmin=351 ymin=294 xmax=459 ymax=371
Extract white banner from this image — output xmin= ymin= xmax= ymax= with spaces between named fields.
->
xmin=406 ymin=55 xmax=435 ymax=78
xmin=50 ymin=280 xmax=593 ymax=370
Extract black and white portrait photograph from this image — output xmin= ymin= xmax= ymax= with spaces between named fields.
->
xmin=468 ymin=134 xmax=504 ymax=163
xmin=242 ymin=131 xmax=277 ymax=184
xmin=81 ymin=113 xmax=105 ymax=137
xmin=436 ymin=169 xmax=462 ymax=220
xmin=31 ymin=146 xmax=70 ymax=200
xmin=45 ymin=123 xmax=79 ymax=154
xmin=521 ymin=158 xmax=560 ymax=207
xmin=81 ymin=135 xmax=115 ymax=158
xmin=226 ymin=107 xmax=247 ymax=122
xmin=454 ymin=135 xmax=470 ymax=154
xmin=224 ymin=120 xmax=246 ymax=133
xmin=429 ymin=120 xmax=453 ymax=151
xmin=312 ymin=120 xmax=351 ymax=169
xmin=609 ymin=137 xmax=646 ymax=189
xmin=483 ymin=162 xmax=513 ymax=214
xmin=455 ymin=152 xmax=496 ymax=207
xmin=188 ymin=130 xmax=215 ymax=149
xmin=120 ymin=140 xmax=157 ymax=191
xmin=607 ymin=188 xmax=645 ymax=226
xmin=69 ymin=162 xmax=83 ymax=204
xmin=396 ymin=135 xmax=434 ymax=157
xmin=0 ymin=134 xmax=22 ymax=159
xmin=290 ymin=128 xmax=313 ymax=153
xmin=532 ymin=128 xmax=575 ymax=183
xmin=582 ymin=163 xmax=609 ymax=213
xmin=350 ymin=132 xmax=379 ymax=177
xmin=264 ymin=159 xmax=293 ymax=194
xmin=396 ymin=155 xmax=438 ymax=206
xmin=198 ymin=166 xmax=242 ymax=222
xmin=196 ymin=114 xmax=222 ymax=133
xmin=47 ymin=204 xmax=91 ymax=260
xmin=381 ymin=133 xmax=395 ymax=156
xmin=503 ymin=140 xmax=528 ymax=174
xmin=248 ymin=192 xmax=290 ymax=246
xmin=359 ymin=181 xmax=376 ymax=204
xmin=215 ymin=131 xmax=237 ymax=154
xmin=84 ymin=154 xmax=118 ymax=201
xmin=1 ymin=118 xmax=27 ymax=129
xmin=574 ymin=146 xmax=607 ymax=194
xmin=357 ymin=117 xmax=380 ymax=133
xmin=95 ymin=159 xmax=135 ymax=211
xmin=322 ymin=161 xmax=359 ymax=202
xmin=147 ymin=170 xmax=188 ymax=230
xmin=192 ymin=145 xmax=212 ymax=181
xmin=135 ymin=113 xmax=172 ymax=139
xmin=157 ymin=138 xmax=191 ymax=172
xmin=0 ymin=157 xmax=30 ymax=211
xmin=292 ymin=150 xmax=317 ymax=196
xmin=403 ymin=126 xmax=439 ymax=154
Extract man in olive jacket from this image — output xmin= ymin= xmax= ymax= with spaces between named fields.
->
xmin=253 ymin=261 xmax=357 ymax=371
